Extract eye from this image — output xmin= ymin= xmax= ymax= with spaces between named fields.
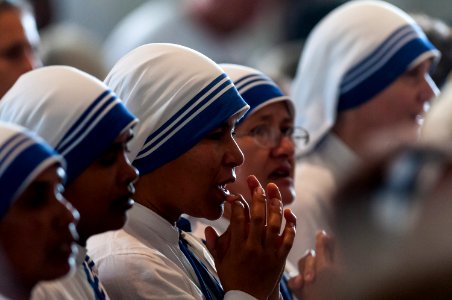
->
xmin=250 ymin=124 xmax=270 ymax=137
xmin=97 ymin=145 xmax=122 ymax=167
xmin=205 ymin=128 xmax=226 ymax=140
xmin=281 ymin=126 xmax=294 ymax=136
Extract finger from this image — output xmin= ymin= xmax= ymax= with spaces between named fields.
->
xmin=278 ymin=208 xmax=296 ymax=256
xmin=315 ymin=231 xmax=334 ymax=268
xmin=303 ymin=251 xmax=316 ymax=283
xmin=225 ymin=193 xmax=250 ymax=223
xmin=265 ymin=183 xmax=283 ymax=246
xmin=205 ymin=226 xmax=219 ymax=258
xmin=228 ymin=197 xmax=248 ymax=250
xmin=287 ymin=274 xmax=304 ymax=295
xmin=247 ymin=175 xmax=267 ymax=245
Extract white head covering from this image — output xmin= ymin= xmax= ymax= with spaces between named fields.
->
xmin=0 ymin=66 xmax=137 ymax=182
xmin=105 ymin=43 xmax=249 ymax=175
xmin=292 ymin=0 xmax=440 ymax=153
xmin=220 ymin=63 xmax=295 ymax=122
xmin=0 ymin=122 xmax=64 ymax=218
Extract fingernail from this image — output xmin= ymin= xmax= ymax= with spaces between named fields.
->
xmin=304 ymin=272 xmax=313 ymax=281
xmin=256 ymin=186 xmax=265 ymax=196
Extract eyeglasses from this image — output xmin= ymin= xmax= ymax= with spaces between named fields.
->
xmin=236 ymin=125 xmax=310 ymax=149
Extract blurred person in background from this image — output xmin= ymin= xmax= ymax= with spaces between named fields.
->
xmin=103 ymin=0 xmax=288 ymax=68
xmin=0 ymin=0 xmax=41 ymax=99
xmin=287 ymin=0 xmax=440 ymax=264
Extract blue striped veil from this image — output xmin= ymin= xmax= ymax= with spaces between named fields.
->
xmin=219 ymin=63 xmax=294 ymax=122
xmin=291 ymin=0 xmax=440 ymax=154
xmin=0 ymin=122 xmax=64 ymax=218
xmin=0 ymin=66 xmax=137 ymax=182
xmin=105 ymin=43 xmax=249 ymax=175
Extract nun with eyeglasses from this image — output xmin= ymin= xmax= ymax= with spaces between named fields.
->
xmin=287 ymin=0 xmax=441 ymax=266
xmin=87 ymin=43 xmax=297 ymax=300
xmin=189 ymin=63 xmax=309 ymax=299
xmin=0 ymin=66 xmax=139 ymax=300
xmin=0 ymin=122 xmax=78 ymax=300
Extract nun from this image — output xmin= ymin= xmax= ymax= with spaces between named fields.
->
xmin=0 ymin=122 xmax=77 ymax=300
xmin=189 ymin=63 xmax=309 ymax=300
xmin=0 ymin=66 xmax=139 ymax=300
xmin=88 ymin=43 xmax=296 ymax=300
xmin=287 ymin=0 xmax=441 ymax=264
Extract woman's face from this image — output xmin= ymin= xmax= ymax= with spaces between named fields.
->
xmin=229 ymin=102 xmax=296 ymax=206
xmin=137 ymin=116 xmax=244 ymax=223
xmin=351 ymin=60 xmax=438 ymax=134
xmin=0 ymin=164 xmax=78 ymax=289
xmin=64 ymin=129 xmax=138 ymax=244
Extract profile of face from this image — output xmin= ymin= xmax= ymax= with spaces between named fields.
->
xmin=137 ymin=115 xmax=244 ymax=222
xmin=0 ymin=164 xmax=78 ymax=289
xmin=0 ymin=8 xmax=41 ymax=98
xmin=63 ymin=129 xmax=138 ymax=244
xmin=349 ymin=59 xmax=438 ymax=134
xmin=229 ymin=102 xmax=296 ymax=206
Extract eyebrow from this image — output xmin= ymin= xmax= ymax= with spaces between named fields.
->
xmin=255 ymin=114 xmax=293 ymax=123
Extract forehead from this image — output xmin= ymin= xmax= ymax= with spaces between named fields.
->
xmin=0 ymin=9 xmax=37 ymax=49
xmin=240 ymin=102 xmax=293 ymax=125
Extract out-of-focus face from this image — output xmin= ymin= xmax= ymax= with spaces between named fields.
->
xmin=229 ymin=102 xmax=296 ymax=206
xmin=136 ymin=116 xmax=244 ymax=223
xmin=0 ymin=164 xmax=78 ymax=289
xmin=64 ymin=129 xmax=138 ymax=244
xmin=0 ymin=8 xmax=41 ymax=98
xmin=349 ymin=59 xmax=438 ymax=136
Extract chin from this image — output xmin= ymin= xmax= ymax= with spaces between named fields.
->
xmin=281 ymin=189 xmax=296 ymax=207
xmin=202 ymin=205 xmax=224 ymax=221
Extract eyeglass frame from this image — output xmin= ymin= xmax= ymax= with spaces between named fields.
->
xmin=234 ymin=124 xmax=310 ymax=149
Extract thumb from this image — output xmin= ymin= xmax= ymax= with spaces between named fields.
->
xmin=204 ymin=226 xmax=219 ymax=257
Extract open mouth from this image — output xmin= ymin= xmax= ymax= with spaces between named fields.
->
xmin=218 ymin=184 xmax=231 ymax=196
xmin=268 ymin=167 xmax=291 ymax=181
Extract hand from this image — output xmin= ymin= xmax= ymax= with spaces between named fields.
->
xmin=205 ymin=175 xmax=296 ymax=299
xmin=288 ymin=231 xmax=338 ymax=300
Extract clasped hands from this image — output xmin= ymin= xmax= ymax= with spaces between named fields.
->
xmin=205 ymin=175 xmax=296 ymax=300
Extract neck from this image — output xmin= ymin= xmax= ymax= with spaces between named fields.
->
xmin=134 ymin=179 xmax=180 ymax=225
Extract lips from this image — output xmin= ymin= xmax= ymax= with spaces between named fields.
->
xmin=268 ymin=164 xmax=293 ymax=181
xmin=113 ymin=194 xmax=135 ymax=211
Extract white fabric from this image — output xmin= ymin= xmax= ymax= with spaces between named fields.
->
xmin=291 ymin=0 xmax=439 ymax=154
xmin=219 ymin=63 xmax=295 ymax=119
xmin=105 ymin=43 xmax=248 ymax=174
xmin=287 ymin=134 xmax=360 ymax=264
xmin=31 ymin=244 xmax=109 ymax=300
xmin=0 ymin=66 xmax=114 ymax=148
xmin=87 ymin=203 xmax=255 ymax=300
xmin=103 ymin=0 xmax=282 ymax=68
xmin=0 ymin=65 xmax=137 ymax=182
xmin=0 ymin=122 xmax=63 ymax=213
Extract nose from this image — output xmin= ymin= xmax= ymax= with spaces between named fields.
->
xmin=53 ymin=194 xmax=80 ymax=239
xmin=224 ymin=135 xmax=244 ymax=167
xmin=121 ymin=153 xmax=140 ymax=186
xmin=272 ymin=135 xmax=295 ymax=158
xmin=20 ymin=49 xmax=41 ymax=73
xmin=419 ymin=74 xmax=439 ymax=103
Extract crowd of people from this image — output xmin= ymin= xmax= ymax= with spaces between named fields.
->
xmin=2 ymin=0 xmax=452 ymax=299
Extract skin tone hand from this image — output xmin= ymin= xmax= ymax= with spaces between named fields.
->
xmin=205 ymin=175 xmax=296 ymax=300
xmin=288 ymin=231 xmax=338 ymax=300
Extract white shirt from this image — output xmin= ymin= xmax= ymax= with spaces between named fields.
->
xmin=32 ymin=244 xmax=109 ymax=300
xmin=87 ymin=203 xmax=256 ymax=300
xmin=287 ymin=133 xmax=360 ymax=265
